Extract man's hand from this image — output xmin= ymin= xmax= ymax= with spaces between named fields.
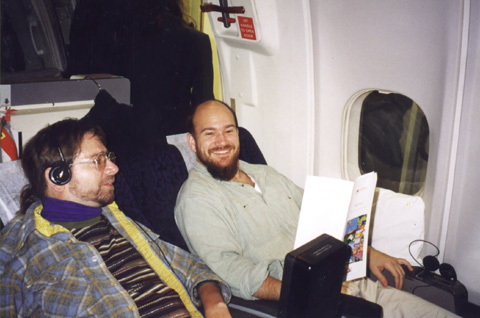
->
xmin=368 ymin=247 xmax=413 ymax=290
xmin=198 ymin=282 xmax=232 ymax=318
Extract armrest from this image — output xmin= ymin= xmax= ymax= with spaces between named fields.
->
xmin=338 ymin=294 xmax=383 ymax=318
xmin=228 ymin=296 xmax=278 ymax=318
xmin=227 ymin=295 xmax=383 ymax=318
xmin=368 ymin=265 xmax=467 ymax=315
xmin=367 ymin=264 xmax=421 ymax=284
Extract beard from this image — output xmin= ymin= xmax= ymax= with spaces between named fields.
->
xmin=197 ymin=145 xmax=240 ymax=181
xmin=68 ymin=178 xmax=115 ymax=206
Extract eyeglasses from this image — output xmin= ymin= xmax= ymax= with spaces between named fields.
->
xmin=70 ymin=152 xmax=116 ymax=171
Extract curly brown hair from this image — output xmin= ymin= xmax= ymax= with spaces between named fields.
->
xmin=18 ymin=118 xmax=106 ymax=214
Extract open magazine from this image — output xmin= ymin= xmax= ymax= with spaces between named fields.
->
xmin=294 ymin=172 xmax=377 ymax=281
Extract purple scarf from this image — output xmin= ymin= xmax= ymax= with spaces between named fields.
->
xmin=41 ymin=197 xmax=102 ymax=222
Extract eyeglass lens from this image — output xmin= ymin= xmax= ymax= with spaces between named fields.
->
xmin=95 ymin=152 xmax=116 ymax=171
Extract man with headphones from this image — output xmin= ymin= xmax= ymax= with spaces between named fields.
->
xmin=0 ymin=118 xmax=232 ymax=318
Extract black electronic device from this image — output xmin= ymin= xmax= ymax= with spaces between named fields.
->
xmin=49 ymin=147 xmax=71 ymax=185
xmin=278 ymin=234 xmax=382 ymax=318
xmin=410 ymin=239 xmax=458 ymax=282
xmin=377 ymin=265 xmax=468 ymax=315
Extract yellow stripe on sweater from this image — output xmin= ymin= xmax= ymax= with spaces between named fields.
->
xmin=108 ymin=202 xmax=203 ymax=318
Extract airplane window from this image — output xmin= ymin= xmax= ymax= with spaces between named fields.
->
xmin=344 ymin=90 xmax=429 ymax=195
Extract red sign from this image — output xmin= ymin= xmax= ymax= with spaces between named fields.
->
xmin=238 ymin=16 xmax=257 ymax=40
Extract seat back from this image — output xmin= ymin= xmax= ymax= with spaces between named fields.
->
xmin=0 ymin=160 xmax=28 ymax=227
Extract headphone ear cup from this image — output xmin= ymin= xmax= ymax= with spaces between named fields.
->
xmin=49 ymin=164 xmax=71 ymax=185
xmin=439 ymin=263 xmax=457 ymax=281
xmin=423 ymin=255 xmax=440 ymax=272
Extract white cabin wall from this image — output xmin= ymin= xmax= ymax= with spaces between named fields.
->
xmin=209 ymin=0 xmax=315 ymax=187
xmin=446 ymin=0 xmax=480 ymax=305
xmin=311 ymin=0 xmax=480 ymax=305
xmin=310 ymin=0 xmax=463 ymax=254
xmin=311 ymin=1 xmax=461 ymax=177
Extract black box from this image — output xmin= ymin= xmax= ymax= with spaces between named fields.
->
xmin=278 ymin=234 xmax=351 ymax=318
xmin=376 ymin=266 xmax=468 ymax=315
xmin=404 ymin=267 xmax=468 ymax=315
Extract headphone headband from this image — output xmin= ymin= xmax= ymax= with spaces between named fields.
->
xmin=409 ymin=239 xmax=456 ymax=281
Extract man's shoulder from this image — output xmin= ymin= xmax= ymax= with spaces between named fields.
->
xmin=240 ymin=160 xmax=273 ymax=173
xmin=1 ymin=214 xmax=24 ymax=237
xmin=240 ymin=161 xmax=286 ymax=182
xmin=180 ymin=166 xmax=220 ymax=196
xmin=0 ymin=213 xmax=32 ymax=261
xmin=1 ymin=205 xmax=36 ymax=234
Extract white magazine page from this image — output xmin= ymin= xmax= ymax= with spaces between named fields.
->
xmin=295 ymin=176 xmax=353 ymax=248
xmin=343 ymin=172 xmax=377 ymax=280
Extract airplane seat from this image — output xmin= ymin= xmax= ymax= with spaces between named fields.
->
xmin=82 ymin=89 xmax=170 ymax=157
xmin=238 ymin=127 xmax=268 ymax=166
xmin=114 ymin=143 xmax=190 ymax=250
xmin=79 ymin=89 xmax=188 ymax=249
xmin=0 ymin=160 xmax=27 ymax=228
xmin=167 ymin=127 xmax=267 ymax=171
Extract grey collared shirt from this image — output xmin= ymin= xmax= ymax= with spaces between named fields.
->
xmin=175 ymin=160 xmax=303 ymax=300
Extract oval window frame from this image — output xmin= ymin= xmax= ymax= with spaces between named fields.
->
xmin=342 ymin=89 xmax=428 ymax=195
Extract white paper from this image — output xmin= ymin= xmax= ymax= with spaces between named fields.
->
xmin=295 ymin=172 xmax=377 ymax=281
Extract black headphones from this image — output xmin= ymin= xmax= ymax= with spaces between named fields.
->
xmin=410 ymin=239 xmax=457 ymax=281
xmin=49 ymin=147 xmax=72 ymax=185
